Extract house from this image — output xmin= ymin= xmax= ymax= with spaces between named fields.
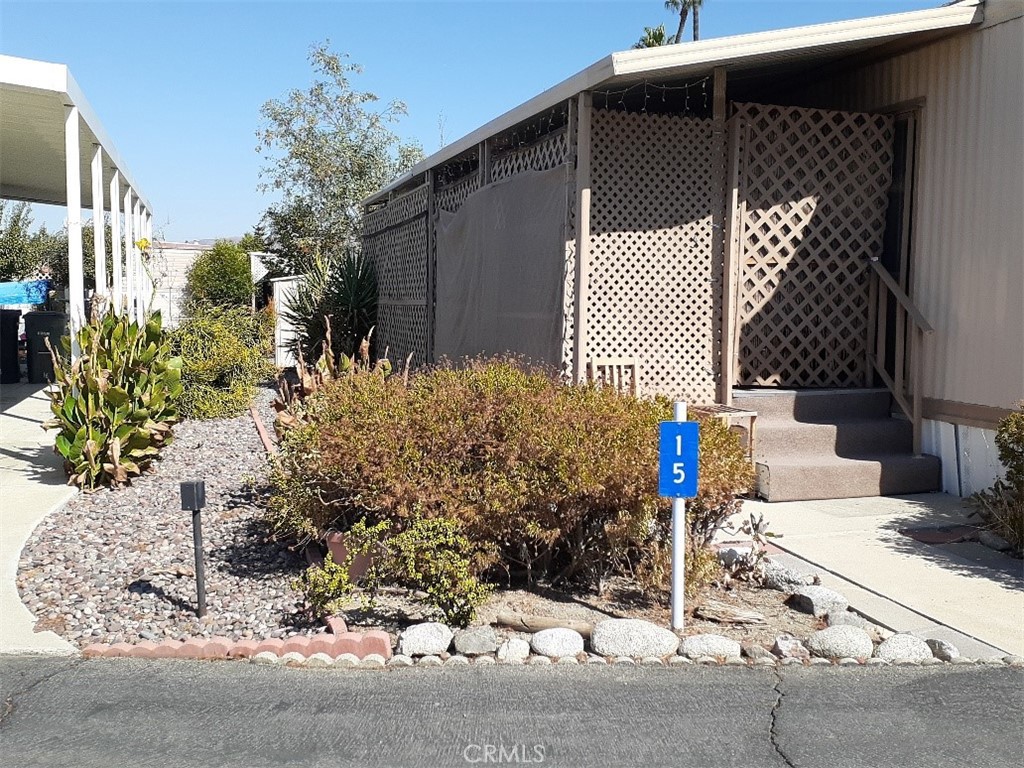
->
xmin=361 ymin=0 xmax=1023 ymax=501
xmin=0 ymin=54 xmax=155 ymax=341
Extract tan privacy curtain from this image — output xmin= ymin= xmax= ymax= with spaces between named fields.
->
xmin=435 ymin=166 xmax=567 ymax=366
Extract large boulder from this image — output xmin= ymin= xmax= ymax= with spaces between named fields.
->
xmin=680 ymin=634 xmax=742 ymax=660
xmin=590 ymin=619 xmax=680 ymax=658
xmin=806 ymin=626 xmax=873 ymax=659
xmin=453 ymin=626 xmax=499 ymax=656
xmin=875 ymin=634 xmax=933 ymax=662
xmin=396 ymin=622 xmax=453 ymax=657
xmin=788 ymin=585 xmax=849 ymax=617
xmin=530 ymin=628 xmax=585 ymax=658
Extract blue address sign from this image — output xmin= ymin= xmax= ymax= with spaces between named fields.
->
xmin=658 ymin=421 xmax=699 ymax=498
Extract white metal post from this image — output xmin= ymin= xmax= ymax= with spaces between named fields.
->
xmin=133 ymin=199 xmax=143 ymax=322
xmin=64 ymin=105 xmax=84 ymax=359
xmin=110 ymin=172 xmax=122 ymax=315
xmin=123 ymin=189 xmax=134 ymax=320
xmin=90 ymin=145 xmax=107 ymax=303
xmin=671 ymin=400 xmax=687 ymax=630
xmin=143 ymin=210 xmax=153 ymax=315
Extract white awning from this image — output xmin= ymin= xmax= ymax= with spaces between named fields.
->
xmin=0 ymin=54 xmax=150 ymax=211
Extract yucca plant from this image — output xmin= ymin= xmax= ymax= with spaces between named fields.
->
xmin=282 ymin=249 xmax=377 ymax=363
xmin=43 ymin=307 xmax=183 ymax=490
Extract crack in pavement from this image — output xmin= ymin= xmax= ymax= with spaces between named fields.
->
xmin=770 ymin=668 xmax=797 ymax=768
xmin=0 ymin=657 xmax=84 ymax=727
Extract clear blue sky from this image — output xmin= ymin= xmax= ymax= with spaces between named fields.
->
xmin=1 ymin=0 xmax=938 ymax=241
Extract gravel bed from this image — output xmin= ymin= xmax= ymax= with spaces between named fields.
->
xmin=16 ymin=383 xmax=316 ymax=648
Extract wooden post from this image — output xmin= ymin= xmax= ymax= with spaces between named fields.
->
xmin=913 ymin=327 xmax=924 ymax=456
xmin=866 ymin=270 xmax=878 ymax=386
xmin=425 ymin=170 xmax=436 ymax=364
xmin=712 ymin=67 xmax=727 ymax=122
xmin=713 ymin=67 xmax=730 ymax=403
xmin=479 ymin=140 xmax=491 ymax=187
xmin=573 ymin=92 xmax=593 ymax=384
xmin=564 ymin=97 xmax=578 ymax=379
xmin=720 ymin=117 xmax=743 ymax=404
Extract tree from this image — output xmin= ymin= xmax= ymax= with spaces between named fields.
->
xmin=256 ymin=43 xmax=423 ymax=276
xmin=0 ymin=201 xmax=39 ymax=282
xmin=633 ymin=24 xmax=668 ymax=49
xmin=183 ymin=240 xmax=253 ymax=308
xmin=662 ymin=0 xmax=705 ymax=44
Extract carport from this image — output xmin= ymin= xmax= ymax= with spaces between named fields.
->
xmin=0 ymin=54 xmax=155 ymax=354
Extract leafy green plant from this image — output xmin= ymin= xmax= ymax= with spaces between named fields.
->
xmin=183 ymin=240 xmax=253 ymax=308
xmin=43 ymin=308 xmax=182 ymax=490
xmin=270 ymin=357 xmax=754 ymax=601
xmin=282 ymin=249 xmax=376 ymax=363
xmin=173 ymin=303 xmax=274 ymax=419
xmin=293 ymin=516 xmax=491 ymax=627
xmin=970 ymin=402 xmax=1024 ymax=552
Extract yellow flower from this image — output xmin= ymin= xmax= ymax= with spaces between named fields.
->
xmin=135 ymin=238 xmax=151 ymax=251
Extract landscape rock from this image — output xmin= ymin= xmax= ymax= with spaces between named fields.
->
xmin=387 ymin=655 xmax=415 ymax=667
xmin=806 ymin=626 xmax=873 ymax=659
xmin=681 ymin=634 xmax=742 ymax=660
xmin=771 ymin=634 xmax=810 ymax=660
xmin=527 ymin=655 xmax=552 ymax=666
xmin=417 ymin=655 xmax=443 ymax=667
xmin=760 ymin=559 xmax=815 ymax=591
xmin=590 ymin=619 xmax=680 ymax=658
xmin=925 ymin=638 xmax=960 ymax=662
xmin=453 ymin=626 xmax=499 ymax=656
xmin=826 ymin=611 xmax=869 ymax=629
xmin=741 ymin=643 xmax=776 ymax=661
xmin=874 ymin=634 xmax=932 ymax=662
xmin=530 ymin=628 xmax=585 ymax=658
xmin=496 ymin=638 xmax=531 ymax=664
xmin=788 ymin=585 xmax=849 ymax=617
xmin=397 ymin=622 xmax=453 ymax=657
xmin=718 ymin=546 xmax=752 ymax=568
xmin=978 ymin=530 xmax=1013 ymax=552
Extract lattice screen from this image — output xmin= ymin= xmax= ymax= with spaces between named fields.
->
xmin=733 ymin=103 xmax=894 ymax=387
xmin=588 ymin=109 xmax=722 ymax=403
xmin=491 ymin=129 xmax=569 ymax=182
xmin=362 ymin=184 xmax=429 ymax=369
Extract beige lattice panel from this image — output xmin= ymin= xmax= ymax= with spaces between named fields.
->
xmin=491 ymin=129 xmax=569 ymax=182
xmin=363 ymin=184 xmax=430 ymax=369
xmin=561 ymin=166 xmax=577 ymax=380
xmin=588 ymin=109 xmax=722 ymax=403
xmin=435 ymin=174 xmax=480 ymax=213
xmin=733 ymin=103 xmax=894 ymax=387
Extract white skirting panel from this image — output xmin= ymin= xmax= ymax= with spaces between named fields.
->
xmin=921 ymin=418 xmax=1002 ymax=497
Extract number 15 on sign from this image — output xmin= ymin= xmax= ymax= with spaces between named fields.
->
xmin=659 ymin=421 xmax=699 ymax=498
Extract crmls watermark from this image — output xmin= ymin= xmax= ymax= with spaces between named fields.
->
xmin=462 ymin=743 xmax=548 ymax=764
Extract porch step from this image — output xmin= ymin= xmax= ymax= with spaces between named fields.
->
xmin=732 ymin=389 xmax=941 ymax=502
xmin=733 ymin=388 xmax=892 ymax=422
xmin=755 ymin=453 xmax=942 ymax=502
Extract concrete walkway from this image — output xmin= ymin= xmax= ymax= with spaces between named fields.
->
xmin=0 ymin=382 xmax=76 ymax=655
xmin=743 ymin=493 xmax=1024 ymax=658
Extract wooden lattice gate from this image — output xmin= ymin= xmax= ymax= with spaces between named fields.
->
xmin=730 ymin=103 xmax=894 ymax=387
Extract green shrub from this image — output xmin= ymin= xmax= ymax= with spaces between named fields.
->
xmin=270 ymin=357 xmax=754 ymax=599
xmin=293 ymin=516 xmax=491 ymax=627
xmin=282 ymin=249 xmax=376 ymax=362
xmin=173 ymin=304 xmax=275 ymax=419
xmin=970 ymin=402 xmax=1024 ymax=552
xmin=183 ymin=240 xmax=253 ymax=308
xmin=43 ymin=308 xmax=182 ymax=490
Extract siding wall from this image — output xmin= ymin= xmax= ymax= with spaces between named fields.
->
xmin=792 ymin=14 xmax=1024 ymax=412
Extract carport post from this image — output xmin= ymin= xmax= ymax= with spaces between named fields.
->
xmin=110 ymin=171 xmax=122 ymax=314
xmin=91 ymin=145 xmax=107 ymax=303
xmin=123 ymin=188 xmax=134 ymax=318
xmin=64 ymin=104 xmax=84 ymax=359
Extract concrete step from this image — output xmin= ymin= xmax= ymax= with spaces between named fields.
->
xmin=733 ymin=388 xmax=892 ymax=423
xmin=755 ymin=453 xmax=942 ymax=502
xmin=752 ymin=418 xmax=913 ymax=460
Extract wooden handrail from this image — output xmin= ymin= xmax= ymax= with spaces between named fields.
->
xmin=868 ymin=259 xmax=934 ymax=334
xmin=865 ymin=259 xmax=934 ymax=456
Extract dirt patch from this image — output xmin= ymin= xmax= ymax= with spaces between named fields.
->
xmin=341 ymin=575 xmax=821 ymax=649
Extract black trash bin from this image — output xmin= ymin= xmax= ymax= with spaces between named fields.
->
xmin=0 ymin=309 xmax=21 ymax=384
xmin=24 ymin=311 xmax=68 ymax=384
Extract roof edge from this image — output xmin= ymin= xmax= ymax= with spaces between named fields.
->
xmin=363 ymin=0 xmax=983 ymax=205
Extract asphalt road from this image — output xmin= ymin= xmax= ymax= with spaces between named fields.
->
xmin=1 ymin=657 xmax=1021 ymax=768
